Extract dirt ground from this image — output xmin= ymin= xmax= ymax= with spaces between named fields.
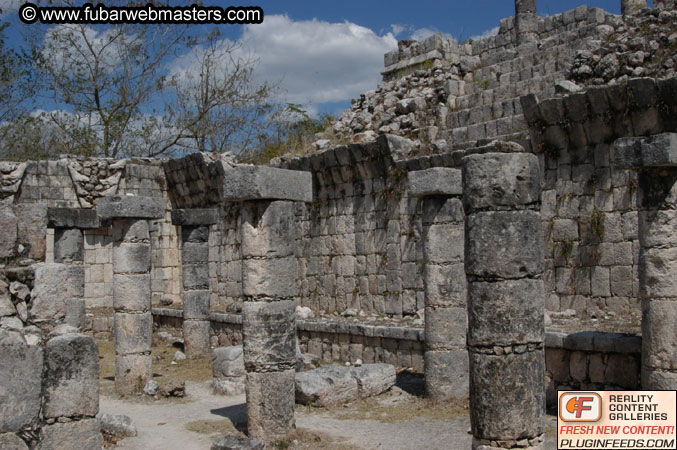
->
xmin=98 ymin=337 xmax=559 ymax=450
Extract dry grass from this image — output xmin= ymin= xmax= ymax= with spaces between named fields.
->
xmin=185 ymin=419 xmax=242 ymax=436
xmin=332 ymin=395 xmax=468 ymax=424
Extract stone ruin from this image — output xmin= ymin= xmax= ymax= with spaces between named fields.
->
xmin=1 ymin=0 xmax=677 ymax=448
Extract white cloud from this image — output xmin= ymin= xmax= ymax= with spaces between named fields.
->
xmin=390 ymin=24 xmax=406 ymax=37
xmin=470 ymin=26 xmax=499 ymax=41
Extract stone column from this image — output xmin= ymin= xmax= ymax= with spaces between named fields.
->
xmin=621 ymin=0 xmax=648 ymax=15
xmin=47 ymin=208 xmax=100 ymax=329
xmin=515 ymin=0 xmax=538 ymax=45
xmin=171 ymin=209 xmax=218 ymax=358
xmin=463 ymin=148 xmax=545 ymax=450
xmin=222 ymin=166 xmax=312 ymax=441
xmin=97 ymin=196 xmax=165 ymax=395
xmin=407 ymin=168 xmax=468 ymax=402
xmin=614 ymin=133 xmax=677 ymax=390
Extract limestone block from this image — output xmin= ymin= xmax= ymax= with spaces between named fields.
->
xmin=0 ymin=433 xmax=28 ymax=450
xmin=113 ymin=274 xmax=151 ymax=312
xmin=643 ymin=369 xmax=677 ymax=390
xmin=241 ymin=201 xmax=296 ymax=258
xmin=182 ymin=225 xmax=209 ymax=243
xmin=15 ymin=203 xmax=47 ymax=260
xmin=423 ymin=223 xmax=464 ymax=263
xmin=242 ymin=257 xmax=297 ymax=298
xmin=212 ymin=435 xmax=265 ymax=450
xmin=516 ymin=0 xmax=537 ymax=15
xmin=112 ymin=218 xmax=149 ymax=242
xmin=425 ymin=349 xmax=469 ymax=401
xmin=97 ymin=195 xmax=165 ymax=220
xmin=47 ymin=208 xmax=99 ymax=229
xmin=424 ymin=263 xmax=466 ymax=307
xmin=642 ymin=300 xmax=677 ymax=371
xmin=407 ymin=168 xmax=462 ymax=197
xmin=182 ymin=264 xmax=210 ymax=290
xmin=183 ymin=319 xmax=211 ymax=357
xmin=242 ymin=301 xmax=296 ymax=371
xmin=30 ymin=263 xmax=84 ymax=321
xmin=640 ymin=209 xmax=677 ymax=248
xmin=65 ymin=298 xmax=85 ymax=329
xmin=213 ymin=377 xmax=246 ymax=396
xmin=470 ymin=351 xmax=545 ymax=440
xmin=0 ymin=295 xmax=15 ymax=316
xmin=351 ymin=363 xmax=396 ymax=398
xmin=0 ymin=207 xmax=18 ymax=259
xmin=114 ymin=312 xmax=152 ymax=355
xmin=463 ymin=152 xmax=540 ymax=211
xmin=639 ymin=247 xmax=677 ymax=298
xmin=112 ymin=243 xmax=151 ymax=274
xmin=183 ymin=290 xmax=211 ymax=320
xmin=0 ymin=329 xmax=43 ymax=433
xmin=425 ymin=306 xmax=466 ymax=350
xmin=171 ymin=208 xmax=219 ymax=226
xmin=37 ymin=418 xmax=102 ymax=450
xmin=466 ymin=211 xmax=544 ymax=279
xmin=422 ymin=196 xmax=464 ymax=225
xmin=115 ymin=353 xmax=152 ymax=395
xmin=468 ymin=279 xmax=544 ymax=347
xmin=222 ymin=166 xmax=312 ymax=202
xmin=614 ymin=133 xmax=677 ymax=169
xmin=43 ymin=334 xmax=99 ymax=419
xmin=295 ymin=365 xmax=358 ymax=407
xmin=99 ymin=414 xmax=137 ymax=437
xmin=213 ymin=346 xmax=245 ymax=378
xmin=246 ymin=369 xmax=296 ymax=440
xmin=181 ymin=241 xmax=209 ymax=264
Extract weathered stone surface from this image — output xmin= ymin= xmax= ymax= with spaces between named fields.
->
xmin=37 ymin=418 xmax=103 ymax=450
xmin=113 ymin=274 xmax=151 ymax=312
xmin=643 ymin=369 xmax=677 ymax=390
xmin=48 ymin=324 xmax=80 ymax=337
xmin=350 ymin=363 xmax=396 ymax=398
xmin=213 ymin=377 xmax=246 ymax=396
xmin=0 ymin=295 xmax=15 ymax=317
xmin=466 ymin=211 xmax=544 ymax=279
xmin=470 ymin=351 xmax=545 ymax=440
xmin=463 ymin=152 xmax=540 ymax=211
xmin=639 ymin=247 xmax=677 ymax=298
xmin=425 ymin=349 xmax=469 ymax=401
xmin=424 ymin=263 xmax=467 ymax=308
xmin=114 ymin=312 xmax=152 ymax=355
xmin=241 ymin=201 xmax=296 ymax=258
xmin=181 ymin=241 xmax=209 ymax=264
xmin=115 ymin=353 xmax=152 ymax=395
xmin=295 ymin=365 xmax=358 ymax=407
xmin=642 ymin=300 xmax=677 ymax=371
xmin=15 ymin=203 xmax=47 ymax=260
xmin=222 ymin=166 xmax=312 ymax=202
xmin=65 ymin=298 xmax=85 ymax=329
xmin=54 ymin=228 xmax=83 ymax=263
xmin=97 ymin=195 xmax=165 ymax=220
xmin=242 ymin=257 xmax=297 ymax=298
xmin=171 ymin=208 xmax=219 ymax=226
xmin=246 ymin=369 xmax=296 ymax=440
xmin=468 ymin=280 xmax=545 ymax=346
xmin=113 ymin=243 xmax=151 ymax=274
xmin=0 ymin=207 xmax=18 ymax=259
xmin=0 ymin=329 xmax=43 ymax=433
xmin=213 ymin=346 xmax=245 ymax=378
xmin=47 ymin=208 xmax=99 ymax=229
xmin=112 ymin=218 xmax=150 ymax=242
xmin=183 ymin=319 xmax=210 ymax=358
xmin=614 ymin=133 xmax=677 ymax=169
xmin=30 ymin=264 xmax=84 ymax=321
xmin=639 ymin=209 xmax=677 ymax=248
xmin=43 ymin=334 xmax=99 ymax=419
xmin=242 ymin=301 xmax=296 ymax=371
xmin=211 ymin=435 xmax=265 ymax=450
xmin=425 ymin=306 xmax=466 ymax=350
xmin=100 ymin=414 xmax=137 ymax=437
xmin=0 ymin=433 xmax=29 ymax=450
xmin=423 ymin=224 xmax=464 ymax=263
xmin=407 ymin=168 xmax=462 ymax=197
xmin=183 ymin=290 xmax=210 ymax=320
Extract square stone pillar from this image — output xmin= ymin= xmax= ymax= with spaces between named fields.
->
xmin=462 ymin=148 xmax=545 ymax=450
xmin=97 ymin=196 xmax=165 ymax=395
xmin=515 ymin=0 xmax=538 ymax=46
xmin=171 ymin=209 xmax=219 ymax=358
xmin=408 ymin=168 xmax=468 ymax=402
xmin=614 ymin=133 xmax=677 ymax=390
xmin=222 ymin=166 xmax=312 ymax=441
xmin=47 ymin=208 xmax=100 ymax=329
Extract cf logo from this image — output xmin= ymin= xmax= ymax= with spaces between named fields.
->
xmin=559 ymin=392 xmax=602 ymax=422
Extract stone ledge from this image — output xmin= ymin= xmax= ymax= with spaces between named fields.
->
xmin=47 ymin=208 xmax=100 ymax=229
xmin=407 ymin=168 xmax=462 ymax=197
xmin=97 ymin=196 xmax=165 ymax=220
xmin=170 ymin=209 xmax=219 ymax=226
xmin=221 ymin=166 xmax=313 ymax=203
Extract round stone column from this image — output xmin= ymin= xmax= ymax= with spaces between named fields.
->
xmin=408 ymin=168 xmax=468 ymax=402
xmin=462 ymin=148 xmax=545 ymax=450
xmin=97 ymin=196 xmax=165 ymax=395
xmin=172 ymin=209 xmax=219 ymax=358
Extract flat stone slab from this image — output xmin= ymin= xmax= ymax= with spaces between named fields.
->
xmin=96 ymin=196 xmax=165 ymax=220
xmin=211 ymin=435 xmax=265 ymax=450
xmin=614 ymin=133 xmax=677 ymax=169
xmin=47 ymin=208 xmax=100 ymax=229
xmin=221 ymin=166 xmax=312 ymax=202
xmin=171 ymin=209 xmax=219 ymax=226
xmin=407 ymin=168 xmax=462 ymax=197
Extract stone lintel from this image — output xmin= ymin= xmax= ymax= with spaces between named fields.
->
xmin=97 ymin=196 xmax=165 ymax=220
xmin=171 ymin=208 xmax=219 ymax=226
xmin=614 ymin=133 xmax=677 ymax=169
xmin=407 ymin=168 xmax=462 ymax=197
xmin=47 ymin=208 xmax=100 ymax=229
xmin=222 ymin=166 xmax=312 ymax=203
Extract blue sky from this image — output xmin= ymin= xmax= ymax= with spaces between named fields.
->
xmin=1 ymin=0 xmax=630 ymax=118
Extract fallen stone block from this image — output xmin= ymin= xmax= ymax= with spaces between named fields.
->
xmin=30 ymin=264 xmax=84 ymax=321
xmin=211 ymin=435 xmax=265 ymax=450
xmin=213 ymin=376 xmax=246 ymax=396
xmin=213 ymin=346 xmax=245 ymax=378
xmin=350 ymin=363 xmax=397 ymax=399
xmin=37 ymin=418 xmax=102 ymax=450
xmin=100 ymin=414 xmax=137 ymax=438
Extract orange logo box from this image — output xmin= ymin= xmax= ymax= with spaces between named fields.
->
xmin=559 ymin=392 xmax=603 ymax=422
